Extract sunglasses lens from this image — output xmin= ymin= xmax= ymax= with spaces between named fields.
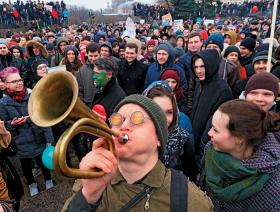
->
xmin=131 ymin=111 xmax=144 ymax=125
xmin=109 ymin=113 xmax=122 ymax=126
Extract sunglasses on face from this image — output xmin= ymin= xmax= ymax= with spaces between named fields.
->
xmin=109 ymin=111 xmax=150 ymax=127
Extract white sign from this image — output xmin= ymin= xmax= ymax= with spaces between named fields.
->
xmin=45 ymin=5 xmax=52 ymax=12
xmin=123 ymin=17 xmax=136 ymax=38
xmin=204 ymin=19 xmax=214 ymax=26
xmin=174 ymin=19 xmax=184 ymax=32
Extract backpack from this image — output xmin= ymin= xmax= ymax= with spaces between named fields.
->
xmin=170 ymin=169 xmax=188 ymax=211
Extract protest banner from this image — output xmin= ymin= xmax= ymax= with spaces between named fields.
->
xmin=174 ymin=19 xmax=184 ymax=32
xmin=162 ymin=13 xmax=172 ymax=27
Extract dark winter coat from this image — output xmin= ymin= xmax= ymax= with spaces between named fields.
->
xmin=218 ymin=59 xmax=239 ymax=89
xmin=0 ymin=92 xmax=54 ymax=158
xmin=0 ymin=152 xmax=23 ymax=209
xmin=0 ymin=53 xmax=29 ymax=87
xmin=177 ymin=51 xmax=198 ymax=115
xmin=92 ymin=77 xmax=126 ymax=117
xmin=117 ymin=59 xmax=148 ymax=95
xmin=239 ymin=52 xmax=255 ymax=66
xmin=177 ymin=51 xmax=196 ymax=87
xmin=232 ymin=78 xmax=250 ymax=98
xmin=76 ymin=61 xmax=95 ymax=107
xmin=190 ymin=49 xmax=232 ymax=153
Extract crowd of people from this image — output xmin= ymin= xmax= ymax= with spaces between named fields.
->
xmin=219 ymin=0 xmax=275 ymax=17
xmin=0 ymin=2 xmax=280 ymax=211
xmin=0 ymin=0 xmax=68 ymax=28
xmin=134 ymin=0 xmax=277 ymax=20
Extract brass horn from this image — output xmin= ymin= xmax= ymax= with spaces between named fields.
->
xmin=28 ymin=71 xmax=117 ymax=178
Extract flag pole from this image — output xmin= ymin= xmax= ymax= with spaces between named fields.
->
xmin=267 ymin=0 xmax=278 ymax=72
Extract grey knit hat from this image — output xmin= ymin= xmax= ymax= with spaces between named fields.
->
xmin=63 ymin=45 xmax=79 ymax=57
xmin=0 ymin=38 xmax=8 ymax=48
xmin=114 ymin=94 xmax=168 ymax=158
xmin=252 ymin=51 xmax=276 ymax=65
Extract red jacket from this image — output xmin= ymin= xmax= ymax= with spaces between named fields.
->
xmin=51 ymin=10 xmax=58 ymax=19
xmin=12 ymin=9 xmax=19 ymax=18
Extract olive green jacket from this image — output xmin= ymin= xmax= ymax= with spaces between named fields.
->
xmin=65 ymin=161 xmax=213 ymax=212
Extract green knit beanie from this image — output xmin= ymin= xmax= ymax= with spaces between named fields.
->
xmin=114 ymin=94 xmax=168 ymax=158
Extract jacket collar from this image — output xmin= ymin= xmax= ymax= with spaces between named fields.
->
xmin=111 ymin=160 xmax=167 ymax=188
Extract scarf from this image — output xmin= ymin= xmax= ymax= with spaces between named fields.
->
xmin=205 ymin=146 xmax=270 ymax=202
xmin=6 ymin=87 xmax=26 ymax=102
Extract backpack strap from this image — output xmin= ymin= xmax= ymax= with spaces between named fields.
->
xmin=171 ymin=169 xmax=188 ymax=212
xmin=119 ymin=186 xmax=153 ymax=212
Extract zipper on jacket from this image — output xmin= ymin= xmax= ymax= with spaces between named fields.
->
xmin=144 ymin=193 xmax=152 ymax=211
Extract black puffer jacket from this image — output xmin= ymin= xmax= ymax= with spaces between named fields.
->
xmin=190 ymin=49 xmax=232 ymax=153
xmin=0 ymin=53 xmax=29 ymax=87
xmin=0 ymin=148 xmax=24 ymax=210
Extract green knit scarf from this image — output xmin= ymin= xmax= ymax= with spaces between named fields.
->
xmin=205 ymin=146 xmax=270 ymax=202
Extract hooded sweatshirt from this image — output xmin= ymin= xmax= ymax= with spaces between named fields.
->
xmin=145 ymin=42 xmax=187 ymax=93
xmin=190 ymin=49 xmax=232 ymax=153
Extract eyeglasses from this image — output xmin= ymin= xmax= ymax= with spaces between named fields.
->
xmin=59 ymin=43 xmax=67 ymax=47
xmin=109 ymin=111 xmax=150 ymax=127
xmin=6 ymin=79 xmax=23 ymax=84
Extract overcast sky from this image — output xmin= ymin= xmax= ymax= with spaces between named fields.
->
xmin=63 ymin=0 xmax=155 ymax=10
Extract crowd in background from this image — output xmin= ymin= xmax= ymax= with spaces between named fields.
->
xmin=0 ymin=0 xmax=68 ymax=28
xmin=134 ymin=0 xmax=277 ymax=20
xmin=0 ymin=1 xmax=280 ymax=211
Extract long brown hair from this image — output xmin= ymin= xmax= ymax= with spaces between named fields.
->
xmin=63 ymin=56 xmax=82 ymax=74
xmin=219 ymin=99 xmax=280 ymax=148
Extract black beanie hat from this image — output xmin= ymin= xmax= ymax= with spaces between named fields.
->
xmin=114 ymin=94 xmax=168 ymax=159
xmin=46 ymin=42 xmax=55 ymax=51
xmin=245 ymin=72 xmax=279 ymax=98
xmin=31 ymin=59 xmax=49 ymax=72
xmin=224 ymin=45 xmax=240 ymax=58
xmin=240 ymin=37 xmax=256 ymax=52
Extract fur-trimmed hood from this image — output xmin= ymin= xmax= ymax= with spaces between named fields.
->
xmin=26 ymin=40 xmax=48 ymax=58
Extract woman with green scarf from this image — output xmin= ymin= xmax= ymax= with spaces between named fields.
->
xmin=199 ymin=99 xmax=280 ymax=211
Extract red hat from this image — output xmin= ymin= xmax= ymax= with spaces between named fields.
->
xmin=92 ymin=104 xmax=107 ymax=122
xmin=147 ymin=39 xmax=156 ymax=46
xmin=160 ymin=69 xmax=180 ymax=84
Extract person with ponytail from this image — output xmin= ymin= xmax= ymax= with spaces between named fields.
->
xmin=200 ymin=99 xmax=280 ymax=211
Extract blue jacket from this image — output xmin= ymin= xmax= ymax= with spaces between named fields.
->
xmin=0 ymin=92 xmax=54 ymax=158
xmin=145 ymin=42 xmax=187 ymax=92
xmin=177 ymin=51 xmax=196 ymax=86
